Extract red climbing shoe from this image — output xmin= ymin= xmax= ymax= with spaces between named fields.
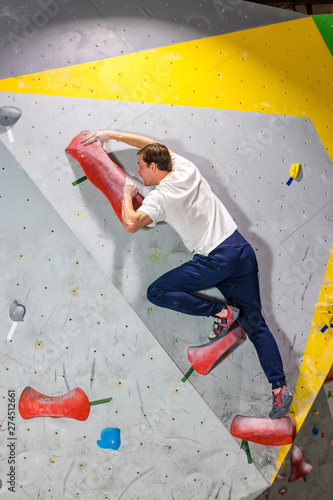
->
xmin=269 ymin=386 xmax=293 ymax=419
xmin=208 ymin=304 xmax=240 ymax=341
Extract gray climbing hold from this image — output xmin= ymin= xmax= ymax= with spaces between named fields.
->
xmin=0 ymin=106 xmax=22 ymax=126
xmin=9 ymin=300 xmax=26 ymax=322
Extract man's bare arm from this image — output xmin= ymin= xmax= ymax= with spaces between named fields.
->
xmin=122 ymin=179 xmax=152 ymax=233
xmin=81 ymin=130 xmax=156 ymax=151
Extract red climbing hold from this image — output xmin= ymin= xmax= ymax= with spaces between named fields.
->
xmin=187 ymin=322 xmax=246 ymax=375
xmin=19 ymin=386 xmax=90 ymax=421
xmin=66 ymin=131 xmax=144 ymax=222
xmin=288 ymin=445 xmax=312 ymax=482
xmin=230 ymin=415 xmax=296 ymax=446
xmin=325 ymin=365 xmax=333 ymax=382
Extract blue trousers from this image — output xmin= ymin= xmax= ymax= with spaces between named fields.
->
xmin=147 ymin=230 xmax=286 ymax=389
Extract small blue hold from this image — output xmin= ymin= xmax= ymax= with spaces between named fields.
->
xmin=97 ymin=428 xmax=121 ymax=450
xmin=312 ymin=427 xmax=319 ymax=436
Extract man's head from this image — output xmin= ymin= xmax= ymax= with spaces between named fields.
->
xmin=137 ymin=143 xmax=172 ymax=186
xmin=137 ymin=143 xmax=172 ymax=172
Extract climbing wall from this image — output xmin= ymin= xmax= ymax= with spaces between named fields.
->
xmin=1 ymin=141 xmax=267 ymax=498
xmin=1 ymin=1 xmax=332 ymax=499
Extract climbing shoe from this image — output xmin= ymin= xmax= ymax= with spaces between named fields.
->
xmin=208 ymin=304 xmax=240 ymax=341
xmin=269 ymin=386 xmax=293 ymax=419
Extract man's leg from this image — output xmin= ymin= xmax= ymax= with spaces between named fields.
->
xmin=147 ymin=252 xmax=239 ymax=317
xmin=148 ymin=231 xmax=285 ymax=387
xmin=213 ymin=239 xmax=292 ymax=417
xmin=148 ymin=229 xmax=292 ymax=417
xmin=218 ymin=274 xmax=287 ymax=387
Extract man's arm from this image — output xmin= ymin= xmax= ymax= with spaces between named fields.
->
xmin=81 ymin=130 xmax=156 ymax=151
xmin=122 ymin=179 xmax=152 ymax=233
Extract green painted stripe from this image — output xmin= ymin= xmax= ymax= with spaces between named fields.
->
xmin=181 ymin=366 xmax=194 ymax=383
xmin=72 ymin=175 xmax=87 ymax=186
xmin=313 ymin=14 xmax=333 ymax=57
xmin=90 ymin=397 xmax=112 ymax=406
xmin=241 ymin=440 xmax=253 ymax=464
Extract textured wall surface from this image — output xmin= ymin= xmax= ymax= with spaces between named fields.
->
xmin=0 ymin=1 xmax=332 ymax=499
xmin=256 ymin=384 xmax=333 ymax=500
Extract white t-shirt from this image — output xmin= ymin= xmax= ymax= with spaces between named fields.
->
xmin=139 ymin=153 xmax=237 ymax=256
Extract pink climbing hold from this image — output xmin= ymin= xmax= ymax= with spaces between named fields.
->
xmin=279 ymin=488 xmax=287 ymax=495
xmin=230 ymin=415 xmax=296 ymax=446
xmin=66 ymin=130 xmax=144 ymax=222
xmin=288 ymin=445 xmax=312 ymax=482
xmin=19 ymin=386 xmax=90 ymax=421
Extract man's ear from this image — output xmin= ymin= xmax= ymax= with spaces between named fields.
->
xmin=150 ymin=162 xmax=157 ymax=172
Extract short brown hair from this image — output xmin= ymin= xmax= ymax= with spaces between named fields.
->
xmin=138 ymin=143 xmax=172 ymax=172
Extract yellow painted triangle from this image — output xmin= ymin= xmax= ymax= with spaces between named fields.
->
xmin=271 ymin=246 xmax=333 ymax=484
xmin=2 ymin=18 xmax=333 ymax=160
xmin=0 ymin=17 xmax=332 ymax=162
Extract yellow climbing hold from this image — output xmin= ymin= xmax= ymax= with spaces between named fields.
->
xmin=290 ymin=163 xmax=301 ymax=180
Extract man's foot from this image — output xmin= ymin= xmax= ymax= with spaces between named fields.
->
xmin=208 ymin=304 xmax=240 ymax=341
xmin=269 ymin=386 xmax=293 ymax=419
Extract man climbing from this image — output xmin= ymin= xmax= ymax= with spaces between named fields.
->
xmin=81 ymin=130 xmax=293 ymax=419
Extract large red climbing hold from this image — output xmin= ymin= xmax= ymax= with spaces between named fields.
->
xmin=230 ymin=415 xmax=296 ymax=446
xmin=187 ymin=322 xmax=246 ymax=375
xmin=288 ymin=445 xmax=312 ymax=482
xmin=19 ymin=386 xmax=90 ymax=421
xmin=66 ymin=130 xmax=144 ymax=222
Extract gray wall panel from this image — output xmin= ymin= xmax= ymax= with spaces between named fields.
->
xmin=0 ymin=140 xmax=268 ymax=498
xmin=2 ymin=92 xmax=332 ymax=487
xmin=0 ymin=0 xmax=304 ymax=78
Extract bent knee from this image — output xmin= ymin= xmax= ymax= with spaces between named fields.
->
xmin=147 ymin=282 xmax=161 ymax=304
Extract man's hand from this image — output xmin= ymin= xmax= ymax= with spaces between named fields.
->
xmin=122 ymin=178 xmax=152 ymax=232
xmin=81 ymin=130 xmax=112 ymax=151
xmin=123 ymin=178 xmax=138 ymax=199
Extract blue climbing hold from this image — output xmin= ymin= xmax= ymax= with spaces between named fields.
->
xmin=97 ymin=428 xmax=121 ymax=450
